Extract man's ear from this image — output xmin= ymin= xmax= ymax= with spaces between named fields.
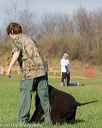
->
xmin=11 ymin=30 xmax=14 ymax=35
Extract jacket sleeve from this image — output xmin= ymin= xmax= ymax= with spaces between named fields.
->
xmin=12 ymin=40 xmax=22 ymax=54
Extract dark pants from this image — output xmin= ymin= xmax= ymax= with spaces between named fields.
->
xmin=61 ymin=72 xmax=70 ymax=86
xmin=18 ymin=75 xmax=52 ymax=124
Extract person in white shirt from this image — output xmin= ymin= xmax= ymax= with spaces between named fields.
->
xmin=60 ymin=53 xmax=70 ymax=86
xmin=60 ymin=53 xmax=81 ymax=86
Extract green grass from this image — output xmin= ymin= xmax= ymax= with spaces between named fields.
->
xmin=0 ymin=75 xmax=102 ymax=128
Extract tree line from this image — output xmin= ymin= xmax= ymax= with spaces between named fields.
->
xmin=0 ymin=6 xmax=102 ymax=65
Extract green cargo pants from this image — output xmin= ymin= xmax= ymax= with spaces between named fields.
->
xmin=18 ymin=75 xmax=52 ymax=124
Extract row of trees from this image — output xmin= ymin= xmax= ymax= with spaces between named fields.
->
xmin=37 ymin=8 xmax=102 ymax=65
xmin=0 ymin=4 xmax=102 ymax=65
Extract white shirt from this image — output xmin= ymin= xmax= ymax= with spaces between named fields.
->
xmin=60 ymin=58 xmax=69 ymax=72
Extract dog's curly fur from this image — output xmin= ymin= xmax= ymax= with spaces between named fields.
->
xmin=30 ymin=85 xmax=97 ymax=124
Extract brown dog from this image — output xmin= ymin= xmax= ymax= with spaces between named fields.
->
xmin=30 ymin=85 xmax=97 ymax=124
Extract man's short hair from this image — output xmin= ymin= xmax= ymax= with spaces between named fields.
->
xmin=63 ymin=53 xmax=69 ymax=59
xmin=7 ymin=22 xmax=22 ymax=35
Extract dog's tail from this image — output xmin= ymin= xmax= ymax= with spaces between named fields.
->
xmin=77 ymin=100 xmax=98 ymax=106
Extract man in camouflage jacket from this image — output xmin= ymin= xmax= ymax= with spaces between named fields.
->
xmin=6 ymin=22 xmax=52 ymax=124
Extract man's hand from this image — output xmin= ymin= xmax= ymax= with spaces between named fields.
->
xmin=6 ymin=51 xmax=20 ymax=78
xmin=6 ymin=67 xmax=11 ymax=78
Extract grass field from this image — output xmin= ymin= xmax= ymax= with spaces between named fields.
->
xmin=0 ymin=74 xmax=102 ymax=128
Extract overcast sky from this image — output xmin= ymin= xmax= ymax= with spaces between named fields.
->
xmin=0 ymin=0 xmax=102 ymax=29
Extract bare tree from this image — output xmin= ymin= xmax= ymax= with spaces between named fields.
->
xmin=4 ymin=0 xmax=37 ymax=39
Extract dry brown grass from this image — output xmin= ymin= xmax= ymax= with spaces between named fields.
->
xmin=0 ymin=42 xmax=11 ymax=65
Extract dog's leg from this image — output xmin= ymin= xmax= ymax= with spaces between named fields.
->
xmin=29 ymin=105 xmax=44 ymax=123
xmin=51 ymin=108 xmax=65 ymax=124
xmin=66 ymin=108 xmax=76 ymax=124
xmin=29 ymin=110 xmax=38 ymax=123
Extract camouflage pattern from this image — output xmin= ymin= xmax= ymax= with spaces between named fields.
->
xmin=12 ymin=34 xmax=48 ymax=80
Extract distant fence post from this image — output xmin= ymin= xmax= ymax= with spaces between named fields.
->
xmin=48 ymin=66 xmax=61 ymax=76
xmin=0 ymin=66 xmax=3 ymax=75
xmin=1 ymin=64 xmax=20 ymax=75
xmin=2 ymin=64 xmax=8 ymax=75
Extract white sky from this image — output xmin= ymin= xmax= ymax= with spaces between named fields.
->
xmin=0 ymin=0 xmax=102 ymax=28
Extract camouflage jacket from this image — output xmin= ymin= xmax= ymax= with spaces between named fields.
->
xmin=12 ymin=34 xmax=48 ymax=80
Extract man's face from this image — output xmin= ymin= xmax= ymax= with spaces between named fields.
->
xmin=9 ymin=33 xmax=16 ymax=39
